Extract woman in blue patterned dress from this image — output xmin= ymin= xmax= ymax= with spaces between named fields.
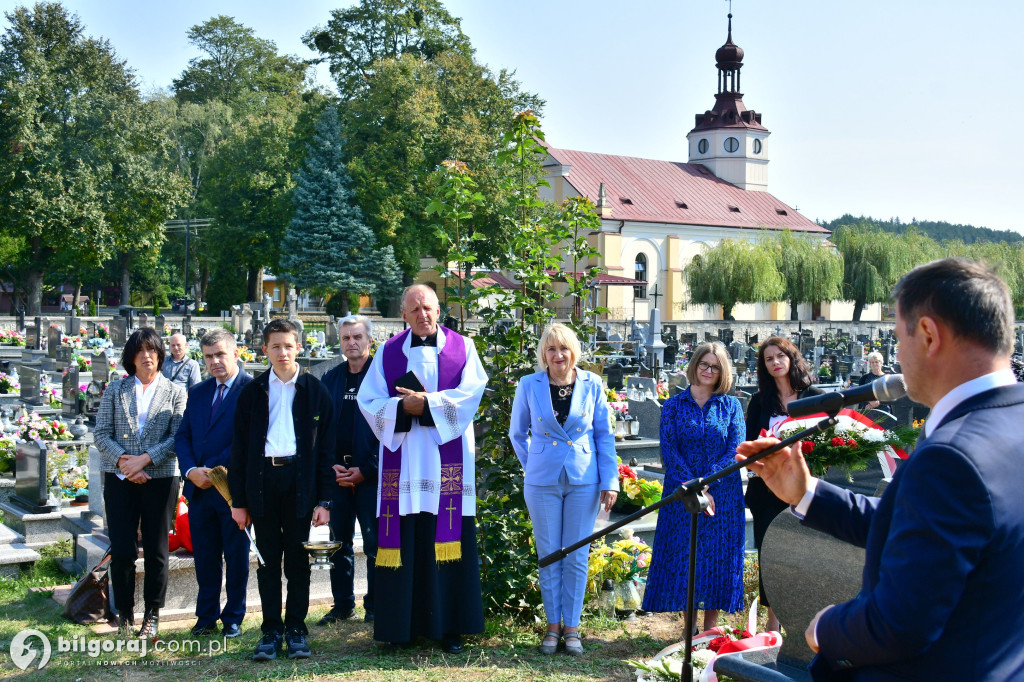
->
xmin=642 ymin=342 xmax=746 ymax=632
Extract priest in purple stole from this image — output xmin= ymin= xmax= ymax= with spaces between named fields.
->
xmin=357 ymin=285 xmax=488 ymax=653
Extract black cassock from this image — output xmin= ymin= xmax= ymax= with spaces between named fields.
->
xmin=373 ymin=512 xmax=484 ymax=643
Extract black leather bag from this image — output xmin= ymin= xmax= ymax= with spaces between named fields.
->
xmin=62 ymin=550 xmax=115 ymax=624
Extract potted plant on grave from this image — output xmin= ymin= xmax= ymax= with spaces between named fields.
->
xmin=614 ymin=460 xmax=664 ymax=513
xmin=586 ymin=529 xmax=652 ymax=617
xmin=0 ymin=435 xmax=16 ymax=474
xmin=0 ymin=371 xmax=19 ymax=395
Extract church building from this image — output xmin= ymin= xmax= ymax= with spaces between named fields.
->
xmin=539 ymin=13 xmax=879 ymax=322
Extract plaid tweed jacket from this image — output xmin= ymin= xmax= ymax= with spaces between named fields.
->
xmin=94 ymin=373 xmax=186 ymax=478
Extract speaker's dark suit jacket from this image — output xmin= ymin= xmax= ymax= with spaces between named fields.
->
xmin=804 ymin=383 xmax=1024 ymax=681
xmin=176 ymin=371 xmax=253 ymax=500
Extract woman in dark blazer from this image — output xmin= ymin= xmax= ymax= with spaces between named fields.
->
xmin=744 ymin=335 xmax=822 ymax=632
xmin=94 ymin=328 xmax=186 ymax=639
xmin=509 ymin=323 xmax=618 ymax=656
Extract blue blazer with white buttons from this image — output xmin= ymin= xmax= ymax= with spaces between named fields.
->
xmin=509 ymin=369 xmax=619 ymax=491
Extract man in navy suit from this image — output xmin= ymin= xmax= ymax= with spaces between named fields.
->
xmin=175 ymin=328 xmax=253 ymax=638
xmin=737 ymin=258 xmax=1024 ymax=681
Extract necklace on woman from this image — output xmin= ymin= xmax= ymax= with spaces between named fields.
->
xmin=557 ymin=383 xmax=574 ymax=399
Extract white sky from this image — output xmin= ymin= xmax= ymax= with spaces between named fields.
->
xmin=11 ymin=0 xmax=1023 ymax=233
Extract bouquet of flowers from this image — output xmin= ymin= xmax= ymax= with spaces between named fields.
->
xmin=656 ymin=381 xmax=670 ymax=401
xmin=72 ymin=353 xmax=91 ymax=372
xmin=96 ymin=324 xmax=109 ymax=339
xmin=0 ymin=329 xmax=26 ymax=346
xmin=238 ymin=346 xmax=256 ymax=363
xmin=0 ymin=434 xmax=16 ymax=472
xmin=46 ymin=387 xmax=61 ymax=409
xmin=774 ymin=409 xmax=919 ymax=477
xmin=587 ymin=530 xmax=653 ymax=606
xmin=61 ymin=334 xmax=85 ymax=350
xmin=817 ymin=359 xmax=833 ymax=380
xmin=87 ymin=336 xmax=111 ymax=350
xmin=58 ymin=466 xmax=89 ymax=499
xmin=17 ymin=414 xmax=73 ymax=442
xmin=0 ymin=371 xmax=19 ymax=393
xmin=618 ymin=461 xmax=664 ymax=507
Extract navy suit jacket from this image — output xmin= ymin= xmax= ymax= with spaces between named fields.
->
xmin=804 ymin=383 xmax=1024 ymax=681
xmin=175 ymin=370 xmax=253 ymax=500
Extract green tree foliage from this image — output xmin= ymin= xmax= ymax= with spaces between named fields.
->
xmin=280 ymin=106 xmax=401 ymax=316
xmin=768 ymin=230 xmax=843 ymax=320
xmin=830 ymin=223 xmax=935 ymax=321
xmin=0 ymin=2 xmax=184 ymax=313
xmin=684 ymin=239 xmax=784 ymax=320
xmin=173 ymin=15 xmax=308 ymax=114
xmin=308 ymin=2 xmax=543 ymax=283
xmin=821 ymin=214 xmax=1023 ymax=245
xmin=303 ymin=0 xmax=470 ymax=101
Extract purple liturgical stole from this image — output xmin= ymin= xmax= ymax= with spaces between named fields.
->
xmin=378 ymin=326 xmax=467 ymax=568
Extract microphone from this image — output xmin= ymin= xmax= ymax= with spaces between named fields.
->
xmin=787 ymin=374 xmax=907 ymax=418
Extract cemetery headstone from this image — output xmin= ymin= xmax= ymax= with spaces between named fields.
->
xmin=14 ymin=440 xmax=57 ymax=513
xmin=16 ymin=308 xmax=25 ymax=332
xmin=155 ymin=315 xmax=166 ymax=337
xmin=137 ymin=312 xmax=149 ymax=328
xmin=325 ymin=321 xmax=339 ymax=347
xmin=62 ymin=365 xmax=80 ymax=417
xmin=65 ymin=315 xmax=81 ymax=336
xmin=26 ymin=324 xmax=40 ymax=351
xmin=182 ymin=315 xmax=192 ymax=338
xmin=110 ymin=318 xmax=127 ymax=347
xmin=86 ymin=321 xmax=96 ymax=338
xmin=718 ymin=328 xmax=734 ymax=345
xmin=606 ymin=364 xmax=625 ymax=391
xmin=47 ymin=326 xmax=61 ymax=358
xmin=287 ymin=288 xmax=298 ymax=319
xmin=244 ymin=330 xmax=253 ymax=347
xmin=118 ymin=306 xmax=134 ymax=330
xmin=92 ymin=352 xmax=109 ymax=383
xmin=19 ymin=366 xmax=42 ymax=406
xmin=55 ymin=346 xmax=73 ymax=371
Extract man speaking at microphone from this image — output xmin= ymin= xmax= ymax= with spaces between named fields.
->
xmin=736 ymin=258 xmax=1024 ymax=681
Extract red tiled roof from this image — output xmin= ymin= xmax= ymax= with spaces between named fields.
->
xmin=451 ymin=270 xmax=519 ymax=290
xmin=545 ymin=145 xmax=827 ymax=234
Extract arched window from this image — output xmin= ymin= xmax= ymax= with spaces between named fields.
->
xmin=634 ymin=254 xmax=647 ymax=300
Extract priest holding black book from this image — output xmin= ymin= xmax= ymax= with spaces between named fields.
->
xmin=357 ymin=285 xmax=488 ymax=653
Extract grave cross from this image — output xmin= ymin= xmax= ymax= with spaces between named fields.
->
xmin=649 ymin=284 xmax=662 ymax=311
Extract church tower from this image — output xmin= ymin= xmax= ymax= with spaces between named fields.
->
xmin=686 ymin=13 xmax=770 ymax=192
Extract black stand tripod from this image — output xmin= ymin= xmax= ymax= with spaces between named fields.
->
xmin=539 ymin=413 xmax=839 ymax=682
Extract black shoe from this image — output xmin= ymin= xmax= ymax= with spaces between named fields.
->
xmin=137 ymin=608 xmax=159 ymax=639
xmin=286 ymin=630 xmax=311 ymax=659
xmin=190 ymin=622 xmax=218 ymax=637
xmin=442 ymin=635 xmax=464 ymax=654
xmin=316 ymin=607 xmax=355 ymax=625
xmin=363 ymin=609 xmax=374 ymax=623
xmin=222 ymin=623 xmax=242 ymax=638
xmin=252 ymin=632 xmax=282 ymax=661
xmin=117 ymin=615 xmax=135 ymax=638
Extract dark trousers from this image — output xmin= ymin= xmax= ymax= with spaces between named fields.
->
xmin=327 ymin=480 xmax=378 ymax=613
xmin=251 ymin=464 xmax=313 ymax=635
xmin=189 ymin=487 xmax=250 ymax=627
xmin=103 ymin=473 xmax=178 ymax=617
xmin=744 ymin=475 xmax=788 ymax=607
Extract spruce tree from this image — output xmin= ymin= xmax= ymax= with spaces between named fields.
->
xmin=280 ymin=106 xmax=399 ymax=315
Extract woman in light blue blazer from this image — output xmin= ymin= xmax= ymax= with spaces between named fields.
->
xmin=510 ymin=323 xmax=618 ymax=656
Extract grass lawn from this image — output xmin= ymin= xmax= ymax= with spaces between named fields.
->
xmin=0 ymin=541 xmax=758 ymax=680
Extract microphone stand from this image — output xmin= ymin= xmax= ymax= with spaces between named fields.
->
xmin=539 ymin=412 xmax=840 ymax=682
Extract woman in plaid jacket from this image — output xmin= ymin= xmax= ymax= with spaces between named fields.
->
xmin=94 ymin=328 xmax=186 ymax=639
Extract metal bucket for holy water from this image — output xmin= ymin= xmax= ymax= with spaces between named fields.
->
xmin=302 ymin=522 xmax=341 ymax=571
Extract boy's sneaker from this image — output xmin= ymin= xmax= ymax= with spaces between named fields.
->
xmin=286 ymin=630 xmax=311 ymax=659
xmin=252 ymin=631 xmax=283 ymax=661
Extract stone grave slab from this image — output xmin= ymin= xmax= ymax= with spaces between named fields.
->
xmin=110 ymin=318 xmax=127 ymax=347
xmin=154 ymin=315 xmax=166 ymax=336
xmin=47 ymin=326 xmax=61 ymax=358
xmin=13 ymin=439 xmax=55 ymax=512
xmin=19 ymin=366 xmax=42 ymax=406
xmin=65 ymin=315 xmax=81 ymax=336
xmin=62 ymin=366 xmax=80 ymax=417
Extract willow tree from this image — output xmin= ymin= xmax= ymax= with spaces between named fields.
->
xmin=684 ymin=239 xmax=784 ymax=320
xmin=770 ymin=230 xmax=843 ymax=320
xmin=832 ymin=224 xmax=936 ymax=320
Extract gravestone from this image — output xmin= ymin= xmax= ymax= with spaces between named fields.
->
xmin=46 ymin=327 xmax=61 ymax=358
xmin=19 ymin=366 xmax=41 ymax=406
xmin=718 ymin=328 xmax=735 ymax=345
xmin=154 ymin=315 xmax=166 ymax=337
xmin=627 ymin=398 xmax=662 ymax=439
xmin=55 ymin=347 xmax=73 ymax=371
xmin=16 ymin=308 xmax=25 ymax=332
xmin=86 ymin=321 xmax=96 ymax=338
xmin=21 ymin=349 xmax=45 ymax=366
xmin=289 ymin=317 xmax=305 ymax=343
xmin=65 ymin=315 xmax=81 ymax=337
xmin=137 ymin=312 xmax=149 ymax=329
xmin=762 ymin=512 xmax=865 ymax=664
xmin=110 ymin=318 xmax=127 ymax=347
xmin=13 ymin=440 xmax=57 ymax=513
xmin=287 ymin=288 xmax=298 ymax=319
xmin=316 ymin=331 xmax=326 ymax=345
xmin=92 ymin=352 xmax=109 ymax=383
xmin=251 ymin=331 xmax=263 ymax=355
xmin=250 ymin=311 xmax=262 ymax=336
xmin=262 ymin=292 xmax=272 ymax=320
xmin=325 ymin=320 xmax=339 ymax=348
xmin=62 ymin=366 xmax=80 ymax=417
xmin=605 ymin=364 xmax=625 ymax=391
xmin=680 ymin=332 xmax=698 ymax=344
xmin=182 ymin=315 xmax=192 ymax=338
